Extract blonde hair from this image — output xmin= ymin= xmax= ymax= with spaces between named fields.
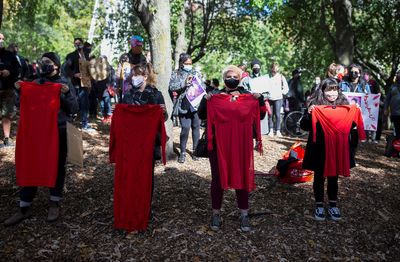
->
xmin=222 ymin=65 xmax=242 ymax=79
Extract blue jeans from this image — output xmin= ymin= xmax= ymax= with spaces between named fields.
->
xmin=100 ymin=94 xmax=112 ymax=116
xmin=78 ymin=88 xmax=90 ymax=128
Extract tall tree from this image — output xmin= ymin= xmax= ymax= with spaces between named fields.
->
xmin=133 ymin=0 xmax=174 ymax=158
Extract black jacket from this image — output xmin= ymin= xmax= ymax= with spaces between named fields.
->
xmin=34 ymin=74 xmax=79 ymax=129
xmin=0 ymin=48 xmax=20 ymax=90
xmin=300 ymin=112 xmax=357 ymax=174
xmin=197 ymin=88 xmax=266 ymax=120
xmin=64 ymin=49 xmax=90 ymax=87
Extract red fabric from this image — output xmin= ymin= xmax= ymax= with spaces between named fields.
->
xmin=312 ymin=105 xmax=366 ymax=177
xmin=207 ymin=94 xmax=261 ymax=192
xmin=16 ymin=81 xmax=61 ymax=187
xmin=109 ymin=104 xmax=166 ymax=232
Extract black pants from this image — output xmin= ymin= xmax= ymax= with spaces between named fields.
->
xmin=179 ymin=112 xmax=200 ymax=153
xmin=20 ymin=128 xmax=67 ymax=202
xmin=313 ymin=171 xmax=339 ymax=203
xmin=391 ymin=115 xmax=400 ymax=139
xmin=375 ymin=115 xmax=383 ymax=141
xmin=268 ymin=99 xmax=283 ymax=132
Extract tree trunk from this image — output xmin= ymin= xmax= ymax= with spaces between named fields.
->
xmin=173 ymin=2 xmax=188 ymax=69
xmin=332 ymin=0 xmax=354 ymax=66
xmin=133 ymin=0 xmax=175 ymax=159
xmin=0 ymin=0 xmax=3 ymax=29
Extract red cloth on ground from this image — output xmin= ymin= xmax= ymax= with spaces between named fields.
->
xmin=16 ymin=81 xmax=61 ymax=187
xmin=311 ymin=105 xmax=366 ymax=177
xmin=109 ymin=104 xmax=166 ymax=232
xmin=207 ymin=94 xmax=262 ymax=192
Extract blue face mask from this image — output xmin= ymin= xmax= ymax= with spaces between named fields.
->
xmin=182 ymin=65 xmax=192 ymax=72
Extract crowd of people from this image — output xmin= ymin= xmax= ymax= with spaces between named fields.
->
xmin=1 ymin=32 xmax=399 ymax=232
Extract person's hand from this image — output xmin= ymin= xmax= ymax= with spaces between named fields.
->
xmin=160 ymin=104 xmax=166 ymax=112
xmin=185 ymin=75 xmax=193 ymax=85
xmin=74 ymin=73 xmax=82 ymax=78
xmin=205 ymin=93 xmax=213 ymax=100
xmin=14 ymin=80 xmax=22 ymax=90
xmin=0 ymin=69 xmax=10 ymax=77
xmin=253 ymin=93 xmax=261 ymax=99
xmin=61 ymin=84 xmax=70 ymax=93
xmin=308 ymin=105 xmax=315 ymax=114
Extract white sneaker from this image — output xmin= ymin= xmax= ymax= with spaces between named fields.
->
xmin=276 ymin=131 xmax=282 ymax=137
xmin=268 ymin=131 xmax=274 ymax=137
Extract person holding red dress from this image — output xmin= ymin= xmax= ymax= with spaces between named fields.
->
xmin=198 ymin=65 xmax=266 ymax=232
xmin=4 ymin=52 xmax=78 ymax=226
xmin=300 ymin=77 xmax=366 ymax=222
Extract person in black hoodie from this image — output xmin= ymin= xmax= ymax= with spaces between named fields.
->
xmin=4 ymin=52 xmax=79 ymax=226
xmin=0 ymin=33 xmax=20 ymax=147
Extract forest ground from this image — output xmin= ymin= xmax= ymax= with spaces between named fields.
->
xmin=1 ymin=121 xmax=399 ymax=261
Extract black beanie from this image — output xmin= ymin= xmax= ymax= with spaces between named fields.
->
xmin=42 ymin=52 xmax=61 ymax=69
xmin=250 ymin=58 xmax=261 ymax=68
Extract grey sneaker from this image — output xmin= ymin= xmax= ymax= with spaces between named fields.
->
xmin=239 ymin=214 xmax=251 ymax=232
xmin=328 ymin=207 xmax=341 ymax=221
xmin=4 ymin=207 xmax=32 ymax=226
xmin=314 ymin=207 xmax=325 ymax=221
xmin=210 ymin=214 xmax=221 ymax=231
xmin=47 ymin=201 xmax=60 ymax=222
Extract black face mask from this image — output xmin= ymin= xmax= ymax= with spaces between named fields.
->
xmin=41 ymin=64 xmax=54 ymax=76
xmin=349 ymin=71 xmax=360 ymax=80
xmin=252 ymin=68 xmax=260 ymax=74
xmin=224 ymin=78 xmax=240 ymax=89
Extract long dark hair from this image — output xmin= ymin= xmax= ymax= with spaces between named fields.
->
xmin=308 ymin=77 xmax=349 ymax=106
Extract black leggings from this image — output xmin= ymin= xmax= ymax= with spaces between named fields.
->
xmin=179 ymin=112 xmax=200 ymax=153
xmin=313 ymin=171 xmax=339 ymax=203
xmin=20 ymin=128 xmax=67 ymax=202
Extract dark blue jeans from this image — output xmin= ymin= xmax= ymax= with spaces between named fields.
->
xmin=100 ymin=94 xmax=112 ymax=116
xmin=268 ymin=99 xmax=283 ymax=132
xmin=79 ymin=88 xmax=90 ymax=128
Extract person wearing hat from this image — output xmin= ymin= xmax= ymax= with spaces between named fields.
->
xmin=286 ymin=68 xmax=305 ymax=113
xmin=127 ymin=35 xmax=147 ymax=66
xmin=4 ymin=52 xmax=79 ymax=226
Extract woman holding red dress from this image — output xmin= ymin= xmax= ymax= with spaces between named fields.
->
xmin=198 ymin=65 xmax=266 ymax=232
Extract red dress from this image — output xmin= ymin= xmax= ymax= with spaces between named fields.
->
xmin=311 ymin=105 xmax=366 ymax=177
xmin=16 ymin=82 xmax=61 ymax=187
xmin=207 ymin=94 xmax=262 ymax=192
xmin=109 ymin=104 xmax=166 ymax=232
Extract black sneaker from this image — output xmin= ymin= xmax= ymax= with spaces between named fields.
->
xmin=314 ymin=207 xmax=325 ymax=221
xmin=328 ymin=207 xmax=342 ymax=221
xmin=239 ymin=214 xmax=251 ymax=232
xmin=210 ymin=214 xmax=221 ymax=231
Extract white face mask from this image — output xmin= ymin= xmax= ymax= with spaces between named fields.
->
xmin=132 ymin=75 xmax=144 ymax=88
xmin=182 ymin=65 xmax=192 ymax=72
xmin=0 ymin=40 xmax=5 ymax=48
